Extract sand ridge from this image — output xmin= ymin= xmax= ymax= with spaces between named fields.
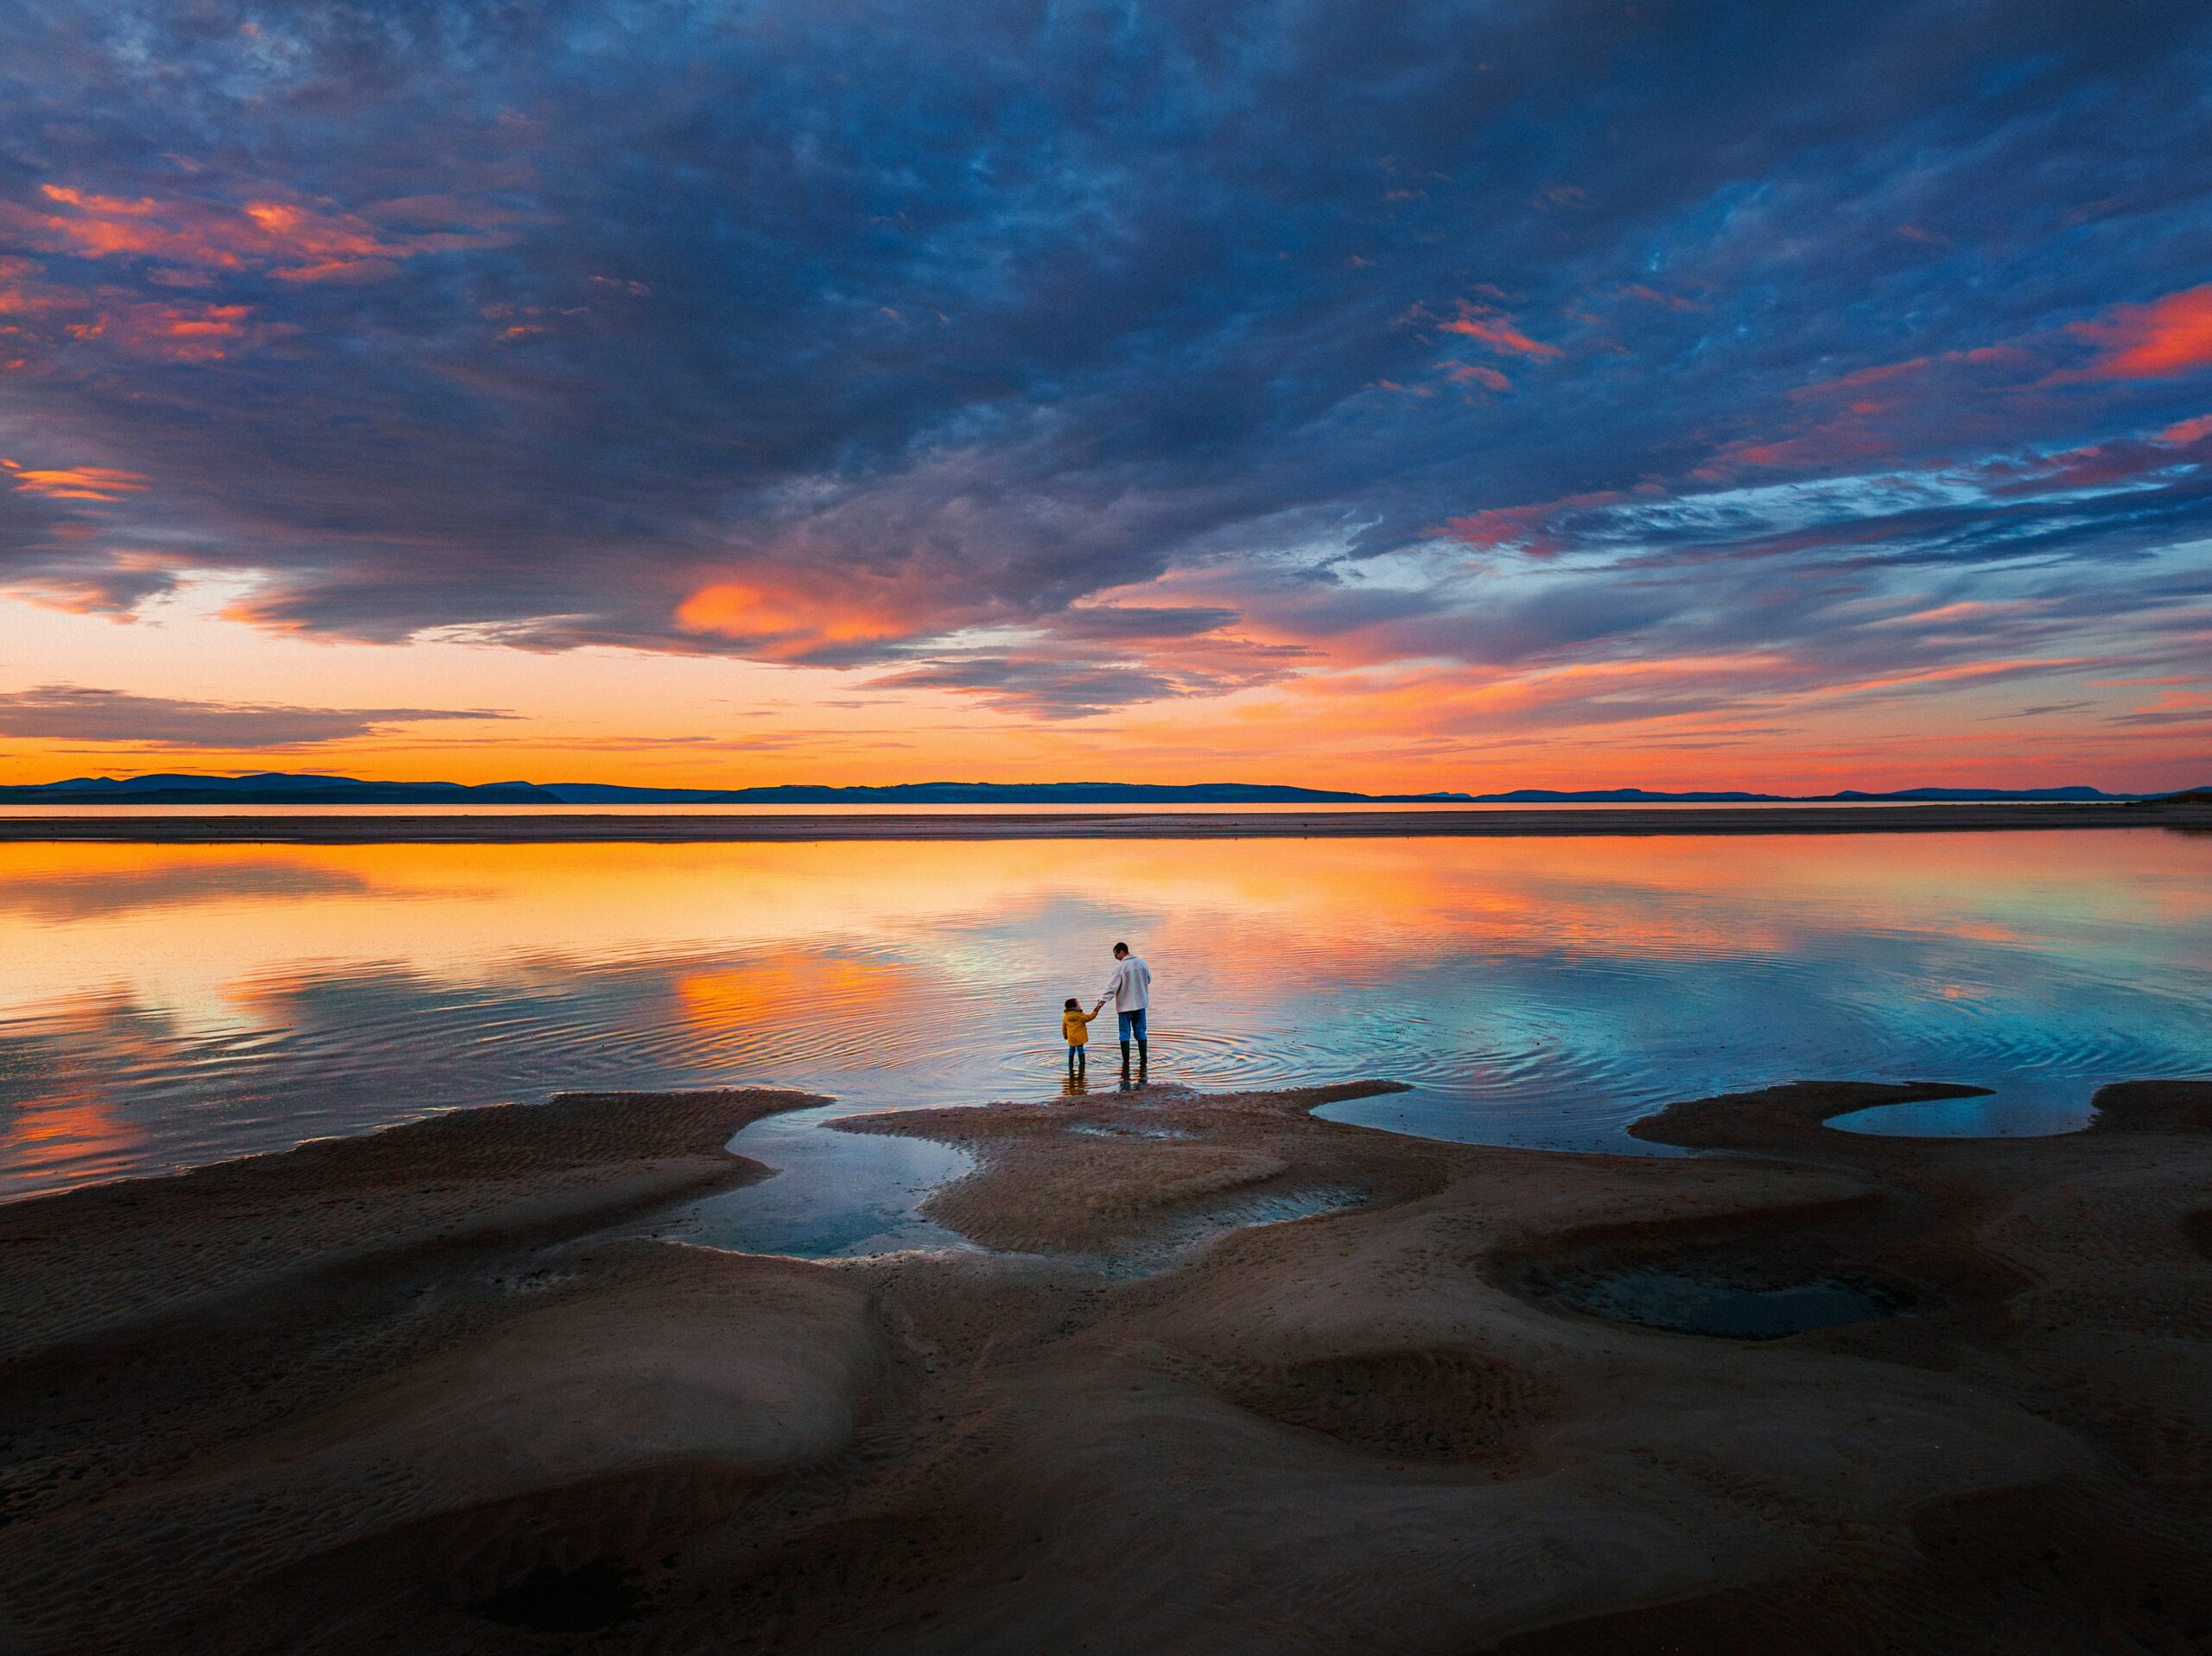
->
xmin=0 ymin=1075 xmax=2208 ymax=1650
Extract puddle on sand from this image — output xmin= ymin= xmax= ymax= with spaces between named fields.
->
xmin=1525 ymin=1267 xmax=1915 ymax=1340
xmin=1123 ymin=1183 xmax=1369 ymax=1265
xmin=1020 ymin=1183 xmax=1374 ymax=1279
xmin=621 ymin=1094 xmax=1370 ymax=1271
xmin=1066 ymin=1120 xmax=1193 ymax=1141
xmin=640 ymin=1104 xmax=983 ymax=1259
xmin=1826 ymin=1090 xmax=2098 ymax=1139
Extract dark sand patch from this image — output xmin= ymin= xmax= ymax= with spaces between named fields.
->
xmin=1211 ymin=1346 xmax=1560 ymax=1462
xmin=1521 ymin=1264 xmax=1914 ymax=1339
xmin=476 ymin=1558 xmax=646 ymax=1634
xmin=3 ymin=1075 xmax=2210 ymax=1652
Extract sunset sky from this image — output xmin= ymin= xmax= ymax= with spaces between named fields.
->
xmin=2 ymin=0 xmax=2209 ymax=792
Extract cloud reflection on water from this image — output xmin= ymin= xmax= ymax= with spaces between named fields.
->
xmin=0 ymin=830 xmax=2205 ymax=1197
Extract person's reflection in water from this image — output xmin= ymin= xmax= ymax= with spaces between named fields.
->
xmin=1060 ymin=1067 xmax=1090 ymax=1099
xmin=1122 ymin=1037 xmax=1148 ymax=1093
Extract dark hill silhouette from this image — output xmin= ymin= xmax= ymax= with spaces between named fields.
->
xmin=0 ymin=774 xmax=2201 ymax=806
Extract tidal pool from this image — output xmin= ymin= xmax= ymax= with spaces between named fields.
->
xmin=1524 ymin=1267 xmax=1916 ymax=1340
xmin=0 ymin=828 xmax=2206 ymax=1204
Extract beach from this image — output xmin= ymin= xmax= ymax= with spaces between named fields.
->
xmin=3 ymin=1074 xmax=2208 ymax=1651
xmin=8 ymin=5 xmax=2207 ymax=1647
xmin=0 ymin=797 xmax=2208 ymax=843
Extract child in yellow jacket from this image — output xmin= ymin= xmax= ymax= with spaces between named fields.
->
xmin=1062 ymin=997 xmax=1103 ymax=1074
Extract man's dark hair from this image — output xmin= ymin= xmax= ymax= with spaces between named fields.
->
xmin=1112 ymin=941 xmax=1128 ymax=955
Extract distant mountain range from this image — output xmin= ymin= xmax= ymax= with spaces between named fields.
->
xmin=1 ymin=773 xmax=2204 ymax=806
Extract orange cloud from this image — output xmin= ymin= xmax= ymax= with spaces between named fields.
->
xmin=676 ymin=576 xmax=911 ymax=657
xmin=3 ymin=461 xmax=149 ymax=501
xmin=1808 ymin=656 xmax=2091 ymax=700
xmin=1441 ymin=361 xmax=1511 ymax=391
xmin=0 ymin=255 xmax=65 ymax=323
xmin=1874 ymin=600 xmax=2031 ymax=629
xmin=1438 ymin=488 xmax=1630 ymax=555
xmin=106 ymin=299 xmax=269 ymax=359
xmin=2074 ymin=283 xmax=2212 ymax=379
xmin=1784 ymin=344 xmax=2030 ymax=403
xmin=37 ymin=186 xmax=157 ymax=214
xmin=0 ymin=183 xmax=512 ymax=283
xmin=0 ymin=243 xmax=292 ymax=363
xmin=1698 ymin=345 xmax=2036 ymax=476
xmin=2157 ymin=412 xmax=2212 ymax=445
xmin=245 ymin=202 xmax=404 ymax=282
xmin=1435 ymin=301 xmax=1561 ymax=358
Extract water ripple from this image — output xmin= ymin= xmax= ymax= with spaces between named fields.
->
xmin=2 ymin=833 xmax=2208 ymax=1197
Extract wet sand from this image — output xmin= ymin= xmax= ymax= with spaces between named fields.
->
xmin=2 ymin=798 xmax=2209 ymax=842
xmin=3 ymin=1074 xmax=2209 ymax=1651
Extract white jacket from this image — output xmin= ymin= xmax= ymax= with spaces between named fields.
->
xmin=1102 ymin=955 xmax=1152 ymax=1012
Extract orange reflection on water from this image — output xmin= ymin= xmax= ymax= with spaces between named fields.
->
xmin=0 ymin=1002 xmax=151 ymax=1188
xmin=0 ymin=830 xmax=2196 ymax=1020
xmin=671 ymin=953 xmax=956 ymax=1070
xmin=678 ymin=957 xmax=931 ymax=1023
xmin=3 ymin=1090 xmax=138 ymax=1184
xmin=1 ymin=828 xmax=2204 ymax=1197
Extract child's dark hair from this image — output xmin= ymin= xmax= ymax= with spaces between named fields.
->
xmin=1064 ymin=996 xmax=1080 ymax=1009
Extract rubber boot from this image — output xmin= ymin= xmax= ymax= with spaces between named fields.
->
xmin=1136 ymin=1038 xmax=1149 ymax=1084
xmin=1119 ymin=1040 xmax=1133 ymax=1088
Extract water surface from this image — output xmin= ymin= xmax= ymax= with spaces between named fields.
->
xmin=0 ymin=829 xmax=2205 ymax=1201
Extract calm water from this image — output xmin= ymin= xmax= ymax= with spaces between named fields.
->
xmin=0 ymin=830 xmax=2206 ymax=1204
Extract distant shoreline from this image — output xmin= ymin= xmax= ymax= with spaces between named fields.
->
xmin=2 ymin=799 xmax=2206 ymax=843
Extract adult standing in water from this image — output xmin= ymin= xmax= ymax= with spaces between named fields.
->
xmin=1102 ymin=940 xmax=1153 ymax=1087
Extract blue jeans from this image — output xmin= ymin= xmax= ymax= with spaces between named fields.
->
xmin=1117 ymin=1007 xmax=1147 ymax=1042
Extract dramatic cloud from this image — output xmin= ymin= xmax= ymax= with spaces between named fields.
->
xmin=2077 ymin=285 xmax=2212 ymax=380
xmin=0 ymin=0 xmax=2209 ymax=745
xmin=1431 ymin=302 xmax=1563 ymax=360
xmin=0 ymin=183 xmax=515 ymax=285
xmin=0 ymin=686 xmax=511 ymax=748
xmin=3 ymin=462 xmax=149 ymax=501
xmin=876 ymin=634 xmax=1309 ymax=719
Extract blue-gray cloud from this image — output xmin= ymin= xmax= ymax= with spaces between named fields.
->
xmin=2 ymin=0 xmax=2210 ymax=717
xmin=0 ymin=685 xmax=511 ymax=746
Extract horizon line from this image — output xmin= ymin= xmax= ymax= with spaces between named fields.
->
xmin=2 ymin=770 xmax=2202 ymax=802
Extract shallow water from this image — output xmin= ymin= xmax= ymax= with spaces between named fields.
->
xmin=0 ymin=829 xmax=2206 ymax=1205
xmin=1823 ymin=1094 xmax=2097 ymax=1138
xmin=660 ymin=1107 xmax=982 ymax=1259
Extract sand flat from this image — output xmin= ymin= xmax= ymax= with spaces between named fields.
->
xmin=2 ymin=1075 xmax=2209 ymax=1651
